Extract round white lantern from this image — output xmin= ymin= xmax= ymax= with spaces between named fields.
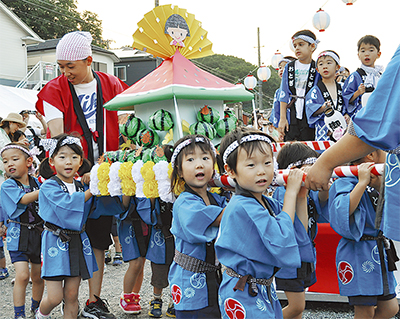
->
xmin=312 ymin=9 xmax=330 ymax=32
xmin=271 ymin=51 xmax=284 ymax=70
xmin=342 ymin=0 xmax=357 ymax=4
xmin=257 ymin=66 xmax=271 ymax=82
xmin=244 ymin=75 xmax=257 ymax=90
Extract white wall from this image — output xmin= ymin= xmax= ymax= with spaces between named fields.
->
xmin=0 ymin=9 xmax=28 ymax=83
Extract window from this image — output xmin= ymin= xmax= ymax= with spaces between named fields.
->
xmin=114 ymin=66 xmax=127 ymax=81
xmin=92 ymin=61 xmax=107 ymax=73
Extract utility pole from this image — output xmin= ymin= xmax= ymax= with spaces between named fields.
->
xmin=257 ymin=27 xmax=263 ymax=111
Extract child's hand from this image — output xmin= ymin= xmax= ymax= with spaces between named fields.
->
xmin=81 ymin=172 xmax=91 ymax=185
xmin=357 ymin=162 xmax=374 ymax=187
xmin=357 ymin=83 xmax=366 ymax=96
xmin=285 ymin=168 xmax=305 ymax=195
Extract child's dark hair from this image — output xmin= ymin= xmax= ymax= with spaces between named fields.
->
xmin=170 ymin=134 xmax=216 ymax=192
xmin=161 ymin=144 xmax=174 ymax=163
xmin=292 ymin=29 xmax=317 ymax=41
xmin=282 ymin=56 xmax=297 ymax=62
xmin=164 ymin=14 xmax=190 ymax=36
xmin=220 ymin=127 xmax=275 ymax=174
xmin=276 ymin=142 xmax=319 ymax=169
xmin=50 ymin=133 xmax=84 ymax=158
xmin=357 ymin=35 xmax=380 ymax=52
xmin=10 ymin=130 xmax=26 ymax=143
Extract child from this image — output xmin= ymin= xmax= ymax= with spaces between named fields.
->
xmin=273 ymin=142 xmax=329 ymax=319
xmin=35 ymin=135 xmax=97 ymax=319
xmin=329 ymin=150 xmax=399 ymax=319
xmin=342 ymin=35 xmax=383 ymax=117
xmin=269 ymin=56 xmax=296 ymax=141
xmin=215 ymin=127 xmax=307 ymax=318
xmin=278 ymin=30 xmax=321 ymax=142
xmin=168 ymin=134 xmax=226 ymax=318
xmin=1 ymin=143 xmax=44 ymax=318
xmin=305 ymin=50 xmax=344 ymax=141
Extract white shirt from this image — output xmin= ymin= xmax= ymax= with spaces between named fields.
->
xmin=294 ymin=60 xmax=310 ymax=119
xmin=62 ymin=181 xmax=76 ymax=195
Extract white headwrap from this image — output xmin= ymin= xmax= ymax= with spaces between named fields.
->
xmin=40 ymin=137 xmax=82 ymax=157
xmin=171 ymin=136 xmax=216 ymax=168
xmin=292 ymin=35 xmax=320 ymax=49
xmin=56 ymin=31 xmax=92 ymax=61
xmin=317 ymin=51 xmax=340 ymax=66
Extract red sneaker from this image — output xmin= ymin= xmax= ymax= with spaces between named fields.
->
xmin=119 ymin=293 xmax=141 ymax=314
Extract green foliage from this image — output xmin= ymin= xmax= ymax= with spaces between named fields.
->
xmin=192 ymin=54 xmax=281 ymax=112
xmin=4 ymin=0 xmax=106 ymax=48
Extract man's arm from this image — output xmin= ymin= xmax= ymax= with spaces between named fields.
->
xmin=47 ymin=118 xmax=64 ymax=137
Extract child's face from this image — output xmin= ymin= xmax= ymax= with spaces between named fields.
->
xmin=293 ymin=39 xmax=315 ymax=62
xmin=58 ymin=58 xmax=92 ymax=85
xmin=49 ymin=145 xmax=83 ymax=183
xmin=167 ymin=26 xmax=188 ymax=43
xmin=179 ymin=145 xmax=214 ymax=192
xmin=358 ymin=43 xmax=381 ymax=67
xmin=278 ymin=61 xmax=288 ymax=78
xmin=2 ymin=148 xmax=32 ymax=180
xmin=316 ymin=56 xmax=339 ymax=79
xmin=227 ymin=143 xmax=274 ymax=201
xmin=9 ymin=122 xmax=20 ymax=134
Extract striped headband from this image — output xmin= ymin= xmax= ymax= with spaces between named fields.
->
xmin=223 ymin=134 xmax=274 ymax=164
xmin=0 ymin=145 xmax=31 ymax=157
xmin=40 ymin=136 xmax=82 ymax=157
xmin=171 ymin=136 xmax=217 ymax=168
xmin=286 ymin=157 xmax=318 ymax=170
xmin=292 ymin=35 xmax=320 ymax=48
xmin=317 ymin=51 xmax=340 ymax=65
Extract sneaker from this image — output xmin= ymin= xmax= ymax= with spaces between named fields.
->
xmin=0 ymin=267 xmax=9 ymax=280
xmin=119 ymin=293 xmax=141 ymax=314
xmin=148 ymin=298 xmax=162 ymax=318
xmin=81 ymin=295 xmax=116 ymax=319
xmin=104 ymin=250 xmax=111 ymax=264
xmin=166 ymin=302 xmax=176 ymax=318
xmin=112 ymin=255 xmax=122 ymax=266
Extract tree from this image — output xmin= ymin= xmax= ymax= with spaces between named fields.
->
xmin=3 ymin=0 xmax=106 ymax=48
xmin=192 ymin=54 xmax=281 ymax=113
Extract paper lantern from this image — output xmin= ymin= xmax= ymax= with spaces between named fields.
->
xmin=244 ymin=75 xmax=257 ymax=90
xmin=313 ymin=9 xmax=330 ymax=32
xmin=342 ymin=0 xmax=357 ymax=4
xmin=257 ymin=65 xmax=271 ymax=82
xmin=271 ymin=51 xmax=284 ymax=70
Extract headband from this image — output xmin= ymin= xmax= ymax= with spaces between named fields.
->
xmin=56 ymin=31 xmax=92 ymax=61
xmin=171 ymin=136 xmax=216 ymax=168
xmin=0 ymin=145 xmax=31 ymax=157
xmin=317 ymin=51 xmax=340 ymax=65
xmin=223 ymin=134 xmax=274 ymax=165
xmin=292 ymin=35 xmax=320 ymax=48
xmin=286 ymin=157 xmax=318 ymax=170
xmin=278 ymin=58 xmax=293 ymax=66
xmin=40 ymin=136 xmax=82 ymax=157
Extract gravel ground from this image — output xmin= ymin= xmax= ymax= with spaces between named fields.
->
xmin=1 ymin=241 xmax=399 ymax=318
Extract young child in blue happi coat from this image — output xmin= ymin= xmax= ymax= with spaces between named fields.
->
xmin=273 ymin=142 xmax=329 ymax=319
xmin=35 ymin=135 xmax=96 ymax=319
xmin=1 ymin=143 xmax=44 ymax=319
xmin=215 ymin=127 xmax=307 ymax=319
xmin=329 ymin=150 xmax=399 ymax=319
xmin=168 ymin=134 xmax=226 ymax=319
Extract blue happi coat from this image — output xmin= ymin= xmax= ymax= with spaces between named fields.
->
xmin=215 ymin=191 xmax=301 ymax=319
xmin=1 ymin=177 xmax=41 ymax=252
xmin=273 ymin=187 xmax=328 ymax=279
xmin=168 ymin=189 xmax=226 ymax=311
xmin=352 ymin=44 xmax=400 ymax=241
xmin=329 ymin=177 xmax=396 ymax=296
xmin=39 ymin=179 xmax=97 ymax=278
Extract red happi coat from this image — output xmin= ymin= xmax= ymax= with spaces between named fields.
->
xmin=36 ymin=71 xmax=128 ymax=158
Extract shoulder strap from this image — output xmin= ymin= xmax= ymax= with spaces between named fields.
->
xmin=287 ymin=61 xmax=296 ymax=96
xmin=50 ymin=176 xmax=84 ymax=193
xmin=356 ymin=68 xmax=367 ymax=82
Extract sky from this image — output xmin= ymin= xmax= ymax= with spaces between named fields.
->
xmin=77 ymin=0 xmax=399 ymax=72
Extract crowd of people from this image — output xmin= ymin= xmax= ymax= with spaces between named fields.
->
xmin=0 ymin=27 xmax=399 ymax=319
